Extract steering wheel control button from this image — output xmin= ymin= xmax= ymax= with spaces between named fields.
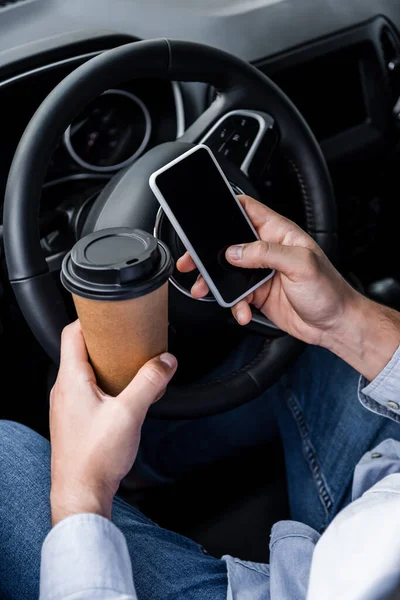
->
xmin=61 ymin=228 xmax=174 ymax=301
xmin=232 ymin=115 xmax=259 ymax=137
xmin=205 ymin=116 xmax=260 ymax=168
xmin=201 ymin=110 xmax=277 ymax=178
xmin=206 ymin=122 xmax=235 ymax=152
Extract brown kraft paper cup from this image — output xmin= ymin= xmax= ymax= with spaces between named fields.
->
xmin=61 ymin=228 xmax=174 ymax=396
xmin=72 ymin=284 xmax=168 ymax=396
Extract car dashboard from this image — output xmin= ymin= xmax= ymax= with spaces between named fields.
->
xmin=0 ymin=9 xmax=400 ymax=378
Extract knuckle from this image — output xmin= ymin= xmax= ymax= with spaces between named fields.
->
xmin=142 ymin=364 xmax=166 ymax=388
xmin=254 ymin=240 xmax=269 ymax=263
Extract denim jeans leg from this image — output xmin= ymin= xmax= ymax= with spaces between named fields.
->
xmin=274 ymin=345 xmax=400 ymax=532
xmin=139 ymin=337 xmax=400 ymax=535
xmin=0 ymin=420 xmax=227 ymax=600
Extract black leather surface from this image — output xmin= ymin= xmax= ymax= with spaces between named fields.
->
xmin=3 ymin=38 xmax=336 ymax=415
xmin=11 ymin=273 xmax=70 ymax=362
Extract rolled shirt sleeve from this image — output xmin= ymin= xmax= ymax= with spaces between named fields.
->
xmin=358 ymin=345 xmax=400 ymax=422
xmin=40 ymin=513 xmax=137 ymax=600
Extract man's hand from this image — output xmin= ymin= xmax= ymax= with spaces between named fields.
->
xmin=178 ymin=195 xmax=355 ymax=346
xmin=177 ymin=195 xmax=400 ymax=380
xmin=50 ymin=321 xmax=177 ymax=526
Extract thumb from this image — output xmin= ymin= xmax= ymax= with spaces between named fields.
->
xmin=118 ymin=353 xmax=177 ymax=413
xmin=226 ymin=240 xmax=315 ymax=279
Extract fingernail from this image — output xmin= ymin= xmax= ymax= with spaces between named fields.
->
xmin=160 ymin=353 xmax=177 ymax=369
xmin=227 ymin=245 xmax=243 ymax=261
xmin=236 ymin=310 xmax=247 ymax=325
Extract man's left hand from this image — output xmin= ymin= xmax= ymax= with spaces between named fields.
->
xmin=50 ymin=321 xmax=177 ymax=526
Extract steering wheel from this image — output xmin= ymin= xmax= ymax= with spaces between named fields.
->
xmin=3 ymin=39 xmax=336 ymax=419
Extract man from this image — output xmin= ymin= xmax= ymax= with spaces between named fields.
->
xmin=1 ymin=195 xmax=400 ymax=599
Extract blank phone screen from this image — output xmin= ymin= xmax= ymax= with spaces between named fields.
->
xmin=154 ymin=146 xmax=272 ymax=305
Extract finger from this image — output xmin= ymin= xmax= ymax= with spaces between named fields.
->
xmin=226 ymin=240 xmax=316 ymax=280
xmin=238 ymin=194 xmax=294 ymax=234
xmin=231 ymin=300 xmax=252 ymax=326
xmin=191 ymin=275 xmax=209 ymax=298
xmin=59 ymin=321 xmax=95 ymax=382
xmin=176 ymin=252 xmax=197 ymax=273
xmin=119 ymin=353 xmax=178 ymax=413
xmin=237 ymin=195 xmax=278 ymax=230
xmin=251 ymin=278 xmax=273 ymax=310
xmin=237 ymin=195 xmax=316 ymax=249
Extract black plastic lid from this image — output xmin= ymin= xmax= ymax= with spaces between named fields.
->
xmin=61 ymin=228 xmax=174 ymax=301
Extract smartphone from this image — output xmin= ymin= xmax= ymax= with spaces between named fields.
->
xmin=149 ymin=144 xmax=275 ymax=308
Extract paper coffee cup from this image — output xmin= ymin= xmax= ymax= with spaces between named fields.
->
xmin=61 ymin=228 xmax=174 ymax=395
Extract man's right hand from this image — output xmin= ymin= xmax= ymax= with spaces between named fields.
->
xmin=177 ymin=195 xmax=356 ymax=347
xmin=177 ymin=195 xmax=400 ymax=381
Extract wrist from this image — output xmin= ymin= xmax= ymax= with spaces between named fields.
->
xmin=320 ymin=290 xmax=400 ymax=381
xmin=50 ymin=483 xmax=113 ymax=527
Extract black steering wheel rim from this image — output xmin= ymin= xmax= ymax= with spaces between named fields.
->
xmin=3 ymin=38 xmax=336 ymax=418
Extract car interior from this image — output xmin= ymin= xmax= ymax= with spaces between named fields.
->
xmin=1 ymin=0 xmax=400 ymax=564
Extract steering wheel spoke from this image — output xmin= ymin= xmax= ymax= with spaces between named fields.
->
xmin=201 ymin=109 xmax=279 ymax=181
xmin=181 ymin=100 xmax=280 ymax=183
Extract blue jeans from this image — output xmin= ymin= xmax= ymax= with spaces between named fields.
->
xmin=1 ymin=342 xmax=399 ymax=599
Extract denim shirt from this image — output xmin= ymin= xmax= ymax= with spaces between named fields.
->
xmin=40 ymin=346 xmax=400 ymax=600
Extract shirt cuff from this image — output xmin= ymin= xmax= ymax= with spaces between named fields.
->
xmin=358 ymin=344 xmax=400 ymax=423
xmin=40 ymin=513 xmax=136 ymax=600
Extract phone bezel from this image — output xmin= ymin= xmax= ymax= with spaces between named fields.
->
xmin=149 ymin=144 xmax=275 ymax=308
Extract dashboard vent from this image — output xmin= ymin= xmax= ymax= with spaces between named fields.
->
xmin=0 ymin=0 xmax=30 ymax=8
